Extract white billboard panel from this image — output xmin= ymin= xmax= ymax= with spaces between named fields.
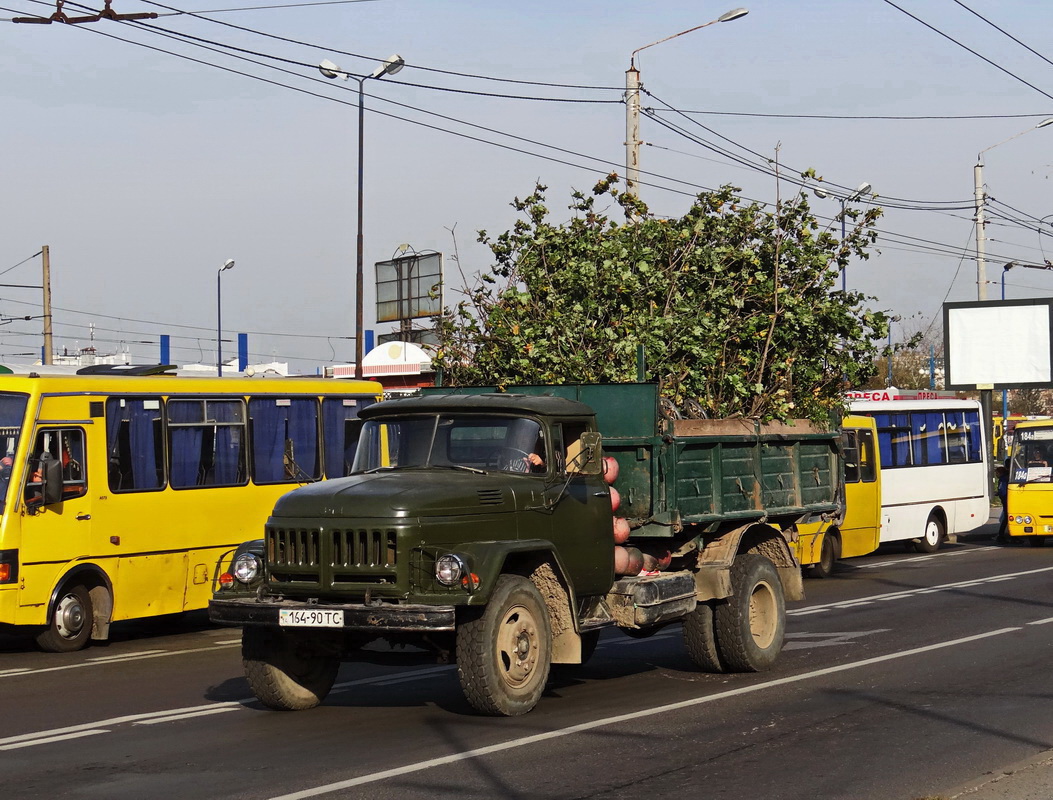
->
xmin=944 ymin=299 xmax=1053 ymax=390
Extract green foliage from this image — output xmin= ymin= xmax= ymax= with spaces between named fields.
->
xmin=434 ymin=175 xmax=891 ymax=424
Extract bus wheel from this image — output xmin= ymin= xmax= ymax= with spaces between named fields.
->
xmin=242 ymin=627 xmax=338 ymax=711
xmin=1029 ymin=536 xmax=1047 ymax=547
xmin=36 ymin=584 xmax=93 ymax=653
xmin=714 ymin=554 xmax=785 ymax=672
xmin=683 ymin=599 xmax=726 ymax=673
xmin=810 ymin=533 xmax=840 ymax=579
xmin=456 ymin=575 xmax=551 ymax=716
xmin=915 ymin=514 xmax=944 ymax=554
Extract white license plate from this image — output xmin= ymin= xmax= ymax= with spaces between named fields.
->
xmin=279 ymin=608 xmax=344 ymax=627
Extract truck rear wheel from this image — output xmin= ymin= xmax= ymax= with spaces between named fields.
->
xmin=456 ymin=575 xmax=552 ymax=716
xmin=714 ymin=554 xmax=785 ymax=672
xmin=683 ymin=599 xmax=725 ymax=673
xmin=242 ymin=627 xmax=339 ymax=711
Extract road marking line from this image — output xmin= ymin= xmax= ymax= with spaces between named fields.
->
xmin=268 ymin=626 xmax=1023 ymax=799
xmin=88 ymin=650 xmax=167 ymax=663
xmin=858 ymin=548 xmax=979 ymax=569
xmin=0 ymin=668 xmax=32 ymax=676
xmin=1028 ymin=617 xmax=1053 ymax=626
xmin=0 ymin=729 xmax=109 ymax=750
xmin=789 ymin=565 xmax=1053 ymax=616
xmin=0 ymin=641 xmax=240 ymax=679
xmin=134 ymin=707 xmax=240 ymax=724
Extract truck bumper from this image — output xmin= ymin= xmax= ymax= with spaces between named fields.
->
xmin=208 ymin=596 xmax=456 ymax=633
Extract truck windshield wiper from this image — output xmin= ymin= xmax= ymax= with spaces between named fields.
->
xmin=428 ymin=464 xmax=488 ymax=474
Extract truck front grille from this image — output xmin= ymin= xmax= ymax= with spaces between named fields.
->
xmin=266 ymin=524 xmax=398 ymax=588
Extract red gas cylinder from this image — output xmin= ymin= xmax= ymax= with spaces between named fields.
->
xmin=602 ymin=456 xmax=620 ymax=485
xmin=613 ymin=546 xmax=630 ymax=575
xmin=609 ymin=485 xmax=621 ymax=513
xmin=613 ymin=517 xmax=631 ymax=544
xmin=655 ymin=549 xmax=672 ymax=570
xmin=623 ymin=546 xmax=643 ymax=576
xmin=640 ymin=552 xmax=659 ymax=574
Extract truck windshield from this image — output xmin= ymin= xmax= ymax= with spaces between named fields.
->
xmin=1010 ymin=428 xmax=1053 ymax=483
xmin=0 ymin=393 xmax=29 ymax=513
xmin=352 ymin=414 xmax=545 ymax=474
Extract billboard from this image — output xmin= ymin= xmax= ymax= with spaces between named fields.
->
xmin=943 ymin=298 xmax=1053 ymax=390
xmin=375 ymin=252 xmax=443 ymax=324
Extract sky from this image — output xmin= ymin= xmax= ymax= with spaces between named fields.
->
xmin=2 ymin=0 xmax=1053 ymax=374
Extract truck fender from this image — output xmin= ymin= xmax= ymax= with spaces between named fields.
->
xmin=453 ymin=539 xmax=585 ymax=664
xmin=693 ymin=523 xmax=804 ymax=602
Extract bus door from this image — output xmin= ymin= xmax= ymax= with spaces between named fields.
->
xmin=17 ymin=427 xmax=91 ymax=610
xmin=839 ymin=416 xmax=881 ymax=558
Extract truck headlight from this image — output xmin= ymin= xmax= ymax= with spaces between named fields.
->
xmin=435 ymin=554 xmax=468 ymax=587
xmin=233 ymin=553 xmax=261 ymax=584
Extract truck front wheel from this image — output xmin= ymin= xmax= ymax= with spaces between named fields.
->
xmin=456 ymin=575 xmax=552 ymax=716
xmin=714 ymin=554 xmax=785 ymax=672
xmin=242 ymin=627 xmax=339 ymax=711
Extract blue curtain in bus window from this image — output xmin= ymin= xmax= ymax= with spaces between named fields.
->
xmin=322 ymin=397 xmax=372 ymax=477
xmin=250 ymin=398 xmax=319 ymax=483
xmin=876 ymin=413 xmax=912 ymax=467
xmin=211 ymin=401 xmax=243 ymax=485
xmin=915 ymin=412 xmax=945 ymax=466
xmin=964 ymin=410 xmax=982 ymax=462
xmin=128 ymin=400 xmax=161 ymax=489
xmin=168 ymin=400 xmax=203 ymax=488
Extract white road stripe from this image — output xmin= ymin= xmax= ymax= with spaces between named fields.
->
xmin=268 ymin=626 xmax=1023 ymax=799
xmin=134 ymin=707 xmax=240 ymax=725
xmin=0 ymin=729 xmax=109 ymax=750
xmin=0 ymin=642 xmax=240 ymax=679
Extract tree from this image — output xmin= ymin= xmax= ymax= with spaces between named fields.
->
xmin=434 ymin=176 xmax=892 ymax=424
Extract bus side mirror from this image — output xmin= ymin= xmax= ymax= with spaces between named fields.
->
xmin=40 ymin=453 xmax=63 ymax=505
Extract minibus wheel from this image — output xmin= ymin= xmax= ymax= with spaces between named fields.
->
xmin=915 ymin=514 xmax=944 ymax=554
xmin=36 ymin=584 xmax=93 ymax=653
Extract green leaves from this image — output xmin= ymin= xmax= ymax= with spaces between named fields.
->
xmin=434 ymin=182 xmax=888 ymax=425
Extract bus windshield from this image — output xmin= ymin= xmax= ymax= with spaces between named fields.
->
xmin=0 ymin=393 xmax=29 ymax=513
xmin=1010 ymin=427 xmax=1053 ymax=483
xmin=353 ymin=415 xmax=545 ymax=474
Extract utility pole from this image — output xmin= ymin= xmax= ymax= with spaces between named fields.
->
xmin=41 ymin=245 xmax=53 ymax=365
xmin=974 ymin=161 xmax=987 ymax=301
xmin=624 ymin=64 xmax=641 ymax=198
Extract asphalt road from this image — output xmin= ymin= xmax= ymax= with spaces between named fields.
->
xmin=5 ymin=520 xmax=1053 ymax=800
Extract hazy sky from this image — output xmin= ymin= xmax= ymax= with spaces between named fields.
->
xmin=3 ymin=0 xmax=1053 ymax=373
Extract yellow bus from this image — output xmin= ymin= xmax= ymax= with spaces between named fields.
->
xmin=796 ymin=415 xmax=882 ymax=577
xmin=0 ymin=368 xmax=382 ymax=651
xmin=1006 ymin=418 xmax=1053 ymax=545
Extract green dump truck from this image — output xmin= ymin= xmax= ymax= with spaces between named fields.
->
xmin=209 ymin=383 xmax=840 ymax=716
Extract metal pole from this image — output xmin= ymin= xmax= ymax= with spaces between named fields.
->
xmin=217 ymin=269 xmax=223 ymax=377
xmin=355 ymin=77 xmax=366 ymax=380
xmin=41 ymin=245 xmax=53 ymax=365
xmin=625 ymin=65 xmax=641 ymax=198
xmin=840 ymin=200 xmax=847 ymax=292
xmin=974 ymin=160 xmax=987 ymax=301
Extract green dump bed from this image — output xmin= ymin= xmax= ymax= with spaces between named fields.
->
xmin=422 ymin=383 xmax=840 ymax=536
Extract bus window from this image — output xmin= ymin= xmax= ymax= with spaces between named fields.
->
xmin=106 ymin=397 xmax=164 ymax=492
xmin=249 ymin=397 xmax=321 ymax=484
xmin=857 ymin=429 xmax=877 ymax=483
xmin=322 ymin=397 xmax=372 ymax=477
xmin=842 ymin=431 xmax=860 ymax=483
xmin=25 ymin=428 xmax=87 ymax=503
xmin=168 ymin=398 xmax=247 ymax=489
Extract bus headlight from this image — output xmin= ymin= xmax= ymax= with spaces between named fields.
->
xmin=1024 ymin=515 xmax=1034 ymax=525
xmin=233 ymin=553 xmax=261 ymax=584
xmin=435 ymin=554 xmax=469 ymax=587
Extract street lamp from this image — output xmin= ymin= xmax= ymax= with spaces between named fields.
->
xmin=217 ymin=258 xmax=235 ymax=377
xmin=320 ymin=53 xmax=405 ymax=379
xmin=813 ymin=181 xmax=873 ymax=291
xmin=625 ymin=8 xmax=748 ymax=198
xmin=974 ymin=118 xmax=1053 ymax=300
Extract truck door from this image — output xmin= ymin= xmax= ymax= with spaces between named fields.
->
xmin=544 ymin=421 xmax=614 ymax=597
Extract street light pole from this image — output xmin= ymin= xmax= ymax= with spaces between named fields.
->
xmin=814 ymin=181 xmax=872 ymax=291
xmin=625 ymin=7 xmax=747 ymax=198
xmin=217 ymin=258 xmax=235 ymax=377
xmin=974 ymin=118 xmax=1053 ymax=301
xmin=320 ymin=53 xmax=406 ymax=378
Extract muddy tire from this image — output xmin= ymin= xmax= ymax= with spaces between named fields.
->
xmin=36 ymin=584 xmax=93 ymax=653
xmin=242 ymin=627 xmax=339 ymax=711
xmin=714 ymin=554 xmax=785 ymax=672
xmin=683 ymin=599 xmax=725 ymax=673
xmin=456 ymin=575 xmax=551 ymax=716
xmin=915 ymin=514 xmax=944 ymax=554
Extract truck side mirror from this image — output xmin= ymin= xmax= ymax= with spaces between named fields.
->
xmin=566 ymin=432 xmax=603 ymax=475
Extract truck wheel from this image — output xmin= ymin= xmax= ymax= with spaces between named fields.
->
xmin=242 ymin=627 xmax=339 ymax=711
xmin=810 ymin=532 xmax=839 ymax=579
xmin=915 ymin=514 xmax=944 ymax=554
xmin=36 ymin=584 xmax=93 ymax=653
xmin=456 ymin=575 xmax=552 ymax=716
xmin=683 ymin=599 xmax=725 ymax=673
xmin=714 ymin=554 xmax=785 ymax=672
